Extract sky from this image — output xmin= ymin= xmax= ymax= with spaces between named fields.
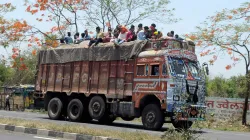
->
xmin=0 ymin=0 xmax=248 ymax=78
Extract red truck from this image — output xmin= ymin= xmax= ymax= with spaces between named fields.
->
xmin=35 ymin=39 xmax=208 ymax=130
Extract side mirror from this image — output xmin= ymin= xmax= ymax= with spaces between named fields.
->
xmin=202 ymin=62 xmax=209 ymax=75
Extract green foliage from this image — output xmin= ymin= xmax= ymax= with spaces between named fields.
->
xmin=207 ymin=75 xmax=246 ymax=98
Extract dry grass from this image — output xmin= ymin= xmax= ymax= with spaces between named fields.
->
xmin=0 ymin=117 xmax=204 ymax=140
xmin=0 ymin=117 xmax=161 ymax=140
xmin=193 ymin=116 xmax=250 ymax=132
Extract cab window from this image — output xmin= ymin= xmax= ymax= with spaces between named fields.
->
xmin=150 ymin=64 xmax=159 ymax=76
xmin=137 ymin=64 xmax=147 ymax=76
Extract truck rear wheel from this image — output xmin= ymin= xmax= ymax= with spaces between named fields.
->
xmin=67 ymin=99 xmax=84 ymax=122
xmin=48 ymin=97 xmax=63 ymax=120
xmin=142 ymin=104 xmax=164 ymax=130
xmin=88 ymin=96 xmax=106 ymax=120
xmin=171 ymin=120 xmax=193 ymax=130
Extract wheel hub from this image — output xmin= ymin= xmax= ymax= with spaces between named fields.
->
xmin=92 ymin=102 xmax=101 ymax=113
xmin=71 ymin=105 xmax=79 ymax=116
xmin=51 ymin=103 xmax=58 ymax=114
xmin=146 ymin=112 xmax=156 ymax=123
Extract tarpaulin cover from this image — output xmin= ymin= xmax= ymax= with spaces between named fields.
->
xmin=38 ymin=40 xmax=148 ymax=64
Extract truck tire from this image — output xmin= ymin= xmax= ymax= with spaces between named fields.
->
xmin=48 ymin=97 xmax=63 ymax=120
xmin=121 ymin=116 xmax=135 ymax=121
xmin=142 ymin=104 xmax=164 ymax=130
xmin=88 ymin=96 xmax=106 ymax=120
xmin=67 ymin=99 xmax=84 ymax=122
xmin=171 ymin=120 xmax=193 ymax=130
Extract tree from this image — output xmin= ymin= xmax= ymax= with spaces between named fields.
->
xmin=84 ymin=0 xmax=178 ymax=30
xmin=24 ymin=0 xmax=178 ymax=41
xmin=187 ymin=2 xmax=250 ymax=125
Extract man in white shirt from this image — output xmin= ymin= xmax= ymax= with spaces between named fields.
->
xmin=5 ymin=94 xmax=10 ymax=111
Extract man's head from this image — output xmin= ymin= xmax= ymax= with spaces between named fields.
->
xmin=96 ymin=27 xmax=101 ymax=33
xmin=150 ymin=23 xmax=156 ymax=30
xmin=175 ymin=34 xmax=179 ymax=38
xmin=138 ymin=23 xmax=143 ymax=29
xmin=144 ymin=26 xmax=149 ymax=31
xmin=81 ymin=33 xmax=85 ymax=38
xmin=130 ymin=25 xmax=135 ymax=31
xmin=167 ymin=32 xmax=171 ymax=37
xmin=171 ymin=31 xmax=174 ymax=37
xmin=67 ymin=32 xmax=71 ymax=37
xmin=120 ymin=26 xmax=128 ymax=33
xmin=84 ymin=30 xmax=88 ymax=34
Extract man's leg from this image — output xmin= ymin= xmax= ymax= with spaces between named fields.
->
xmin=7 ymin=101 xmax=10 ymax=111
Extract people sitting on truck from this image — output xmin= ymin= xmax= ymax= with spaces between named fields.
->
xmin=83 ymin=30 xmax=91 ymax=40
xmin=103 ymin=27 xmax=112 ymax=42
xmin=64 ymin=32 xmax=73 ymax=44
xmin=88 ymin=27 xmax=104 ymax=47
xmin=152 ymin=31 xmax=163 ymax=39
xmin=60 ymin=38 xmax=65 ymax=43
xmin=137 ymin=26 xmax=150 ymax=40
xmin=136 ymin=23 xmax=143 ymax=35
xmin=126 ymin=25 xmax=136 ymax=42
xmin=175 ymin=34 xmax=184 ymax=41
xmin=170 ymin=31 xmax=174 ymax=37
xmin=149 ymin=23 xmax=157 ymax=38
xmin=115 ymin=25 xmax=128 ymax=44
xmin=73 ymin=32 xmax=80 ymax=43
xmin=113 ymin=25 xmax=121 ymax=39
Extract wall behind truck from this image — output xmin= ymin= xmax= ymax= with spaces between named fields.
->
xmin=36 ymin=60 xmax=135 ymax=99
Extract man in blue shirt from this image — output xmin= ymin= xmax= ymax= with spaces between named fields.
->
xmin=137 ymin=26 xmax=149 ymax=40
xmin=64 ymin=32 xmax=73 ymax=44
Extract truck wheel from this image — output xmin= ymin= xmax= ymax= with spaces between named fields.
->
xmin=88 ymin=96 xmax=106 ymax=120
xmin=48 ymin=97 xmax=63 ymax=120
xmin=121 ymin=116 xmax=135 ymax=121
xmin=67 ymin=99 xmax=83 ymax=122
xmin=171 ymin=120 xmax=193 ymax=130
xmin=99 ymin=113 xmax=116 ymax=124
xmin=142 ymin=104 xmax=164 ymax=130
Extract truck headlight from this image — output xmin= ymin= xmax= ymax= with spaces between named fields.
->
xmin=173 ymin=95 xmax=180 ymax=101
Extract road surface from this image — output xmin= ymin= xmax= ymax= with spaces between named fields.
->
xmin=0 ymin=130 xmax=66 ymax=140
xmin=0 ymin=110 xmax=250 ymax=140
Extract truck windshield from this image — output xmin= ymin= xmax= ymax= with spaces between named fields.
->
xmin=169 ymin=58 xmax=187 ymax=76
xmin=187 ymin=62 xmax=200 ymax=78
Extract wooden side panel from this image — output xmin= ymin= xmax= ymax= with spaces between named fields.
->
xmin=90 ymin=62 xmax=100 ymax=93
xmin=108 ymin=61 xmax=117 ymax=95
xmin=116 ymin=61 xmax=125 ymax=96
xmin=47 ymin=65 xmax=55 ymax=91
xmin=72 ymin=62 xmax=81 ymax=93
xmin=124 ymin=60 xmax=134 ymax=96
xmin=35 ymin=65 xmax=42 ymax=91
xmin=79 ymin=61 xmax=89 ymax=93
xmin=41 ymin=64 xmax=47 ymax=92
xmin=98 ymin=61 xmax=109 ymax=94
xmin=63 ymin=63 xmax=72 ymax=92
xmin=55 ymin=64 xmax=63 ymax=92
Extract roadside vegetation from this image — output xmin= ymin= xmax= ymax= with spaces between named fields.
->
xmin=0 ymin=117 xmax=205 ymax=140
xmin=193 ymin=116 xmax=250 ymax=132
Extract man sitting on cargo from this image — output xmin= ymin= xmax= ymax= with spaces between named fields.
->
xmin=113 ymin=25 xmax=128 ymax=44
xmin=64 ymin=32 xmax=73 ymax=44
xmin=137 ymin=26 xmax=150 ymax=40
xmin=83 ymin=30 xmax=91 ymax=40
xmin=126 ymin=25 xmax=136 ymax=42
xmin=88 ymin=27 xmax=104 ymax=47
xmin=149 ymin=23 xmax=157 ymax=38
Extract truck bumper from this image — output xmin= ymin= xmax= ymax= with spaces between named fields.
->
xmin=171 ymin=104 xmax=206 ymax=121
